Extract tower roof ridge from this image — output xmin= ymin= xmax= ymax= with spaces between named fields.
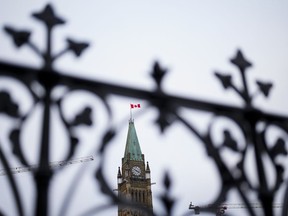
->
xmin=123 ymin=120 xmax=143 ymax=162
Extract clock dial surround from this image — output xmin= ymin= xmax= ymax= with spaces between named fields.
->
xmin=131 ymin=166 xmax=141 ymax=176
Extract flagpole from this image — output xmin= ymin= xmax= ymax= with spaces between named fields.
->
xmin=130 ymin=107 xmax=133 ymax=122
xmin=129 ymin=103 xmax=140 ymax=122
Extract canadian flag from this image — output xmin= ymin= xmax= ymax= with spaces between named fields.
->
xmin=130 ymin=103 xmax=141 ymax=109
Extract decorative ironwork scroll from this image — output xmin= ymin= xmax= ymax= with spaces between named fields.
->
xmin=1 ymin=3 xmax=288 ymax=216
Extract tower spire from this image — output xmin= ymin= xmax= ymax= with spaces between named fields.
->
xmin=123 ymin=120 xmax=143 ymax=163
xmin=117 ymin=167 xmax=122 ymax=184
xmin=146 ymin=162 xmax=151 ymax=179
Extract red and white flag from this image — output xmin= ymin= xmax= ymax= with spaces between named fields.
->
xmin=130 ymin=103 xmax=141 ymax=109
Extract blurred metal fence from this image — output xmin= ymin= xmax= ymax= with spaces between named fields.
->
xmin=1 ymin=4 xmax=288 ymax=216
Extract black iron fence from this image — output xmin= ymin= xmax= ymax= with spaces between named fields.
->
xmin=1 ymin=4 xmax=288 ymax=216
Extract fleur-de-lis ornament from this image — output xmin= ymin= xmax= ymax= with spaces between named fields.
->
xmin=215 ymin=49 xmax=273 ymax=106
xmin=4 ymin=4 xmax=89 ymax=70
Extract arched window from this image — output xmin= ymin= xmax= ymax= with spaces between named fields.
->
xmin=139 ymin=190 xmax=142 ymax=202
xmin=131 ymin=189 xmax=134 ymax=201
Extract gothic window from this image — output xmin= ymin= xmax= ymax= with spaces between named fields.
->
xmin=138 ymin=190 xmax=141 ymax=202
xmin=138 ymin=190 xmax=140 ymax=202
xmin=131 ymin=190 xmax=134 ymax=201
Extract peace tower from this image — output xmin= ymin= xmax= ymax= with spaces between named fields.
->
xmin=117 ymin=119 xmax=153 ymax=216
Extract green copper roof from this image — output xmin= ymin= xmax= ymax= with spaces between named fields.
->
xmin=123 ymin=120 xmax=143 ymax=162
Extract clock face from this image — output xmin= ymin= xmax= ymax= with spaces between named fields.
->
xmin=131 ymin=166 xmax=141 ymax=176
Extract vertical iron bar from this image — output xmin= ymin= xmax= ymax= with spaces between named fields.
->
xmin=34 ymin=89 xmax=52 ymax=216
xmin=281 ymin=182 xmax=288 ymax=216
xmin=44 ymin=26 xmax=52 ymax=70
xmin=250 ymin=122 xmax=273 ymax=215
xmin=240 ymin=69 xmax=251 ymax=105
xmin=34 ymin=25 xmax=53 ymax=216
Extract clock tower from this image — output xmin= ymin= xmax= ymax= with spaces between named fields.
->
xmin=117 ymin=119 xmax=153 ymax=216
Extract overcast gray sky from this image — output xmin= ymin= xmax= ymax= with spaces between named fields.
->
xmin=1 ymin=1 xmax=288 ymax=215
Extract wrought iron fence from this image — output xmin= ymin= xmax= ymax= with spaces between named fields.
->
xmin=0 ymin=3 xmax=288 ymax=216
